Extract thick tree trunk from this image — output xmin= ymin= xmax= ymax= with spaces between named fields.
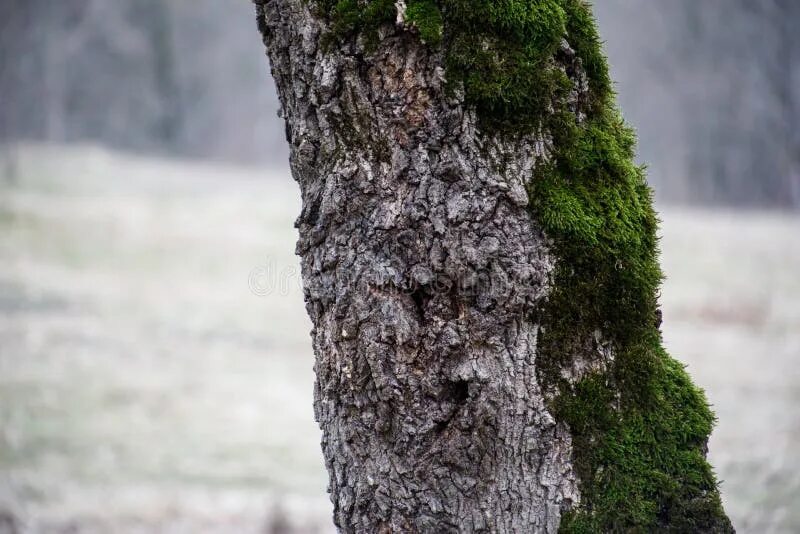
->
xmin=254 ymin=1 xmax=732 ymax=532
xmin=257 ymin=3 xmax=576 ymax=531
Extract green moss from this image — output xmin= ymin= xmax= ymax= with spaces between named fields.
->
xmin=559 ymin=0 xmax=611 ymax=110
xmin=525 ymin=5 xmax=731 ymax=530
xmin=317 ymin=0 xmax=575 ymax=128
xmin=313 ymin=0 xmax=732 ymax=531
xmin=331 ymin=0 xmax=360 ymax=35
xmin=317 ymin=0 xmax=396 ymax=49
xmin=443 ymin=0 xmax=569 ymax=128
xmin=406 ymin=0 xmax=443 ymax=45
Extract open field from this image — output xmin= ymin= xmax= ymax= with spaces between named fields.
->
xmin=1 ymin=144 xmax=798 ymax=532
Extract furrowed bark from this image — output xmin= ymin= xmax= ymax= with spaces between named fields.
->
xmin=253 ymin=1 xmax=732 ymax=532
xmin=255 ymin=2 xmax=578 ymax=531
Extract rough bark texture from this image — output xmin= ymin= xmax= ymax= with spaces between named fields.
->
xmin=254 ymin=1 xmax=733 ymax=532
xmin=256 ymin=2 xmax=578 ymax=531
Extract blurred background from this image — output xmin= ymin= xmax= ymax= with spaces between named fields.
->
xmin=0 ymin=1 xmax=798 ymax=532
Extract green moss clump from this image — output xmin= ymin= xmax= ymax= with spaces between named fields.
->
xmin=443 ymin=0 xmax=569 ymax=127
xmin=317 ymin=0 xmax=396 ymax=48
xmin=406 ymin=0 xmax=444 ymax=45
xmin=559 ymin=0 xmax=611 ymax=110
xmin=316 ymin=0 xmax=579 ymax=128
xmin=313 ymin=0 xmax=732 ymax=531
xmin=525 ymin=6 xmax=731 ymax=530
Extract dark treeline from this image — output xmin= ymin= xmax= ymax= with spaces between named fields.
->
xmin=1 ymin=0 xmax=797 ymax=208
xmin=596 ymin=0 xmax=799 ymax=208
xmin=0 ymin=0 xmax=284 ymax=164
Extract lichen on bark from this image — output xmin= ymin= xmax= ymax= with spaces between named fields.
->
xmin=256 ymin=0 xmax=733 ymax=531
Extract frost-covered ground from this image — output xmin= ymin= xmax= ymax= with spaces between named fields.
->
xmin=0 ymin=144 xmax=798 ymax=533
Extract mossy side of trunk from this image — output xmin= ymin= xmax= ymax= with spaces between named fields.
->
xmin=314 ymin=1 xmax=733 ymax=531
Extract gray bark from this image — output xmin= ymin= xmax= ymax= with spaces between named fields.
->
xmin=255 ymin=2 xmax=580 ymax=531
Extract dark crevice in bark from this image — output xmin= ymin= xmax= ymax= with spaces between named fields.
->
xmin=444 ymin=379 xmax=469 ymax=405
xmin=433 ymin=379 xmax=470 ymax=435
xmin=408 ymin=285 xmax=430 ymax=322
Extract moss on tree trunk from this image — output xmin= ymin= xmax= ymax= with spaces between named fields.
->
xmin=256 ymin=0 xmax=734 ymax=531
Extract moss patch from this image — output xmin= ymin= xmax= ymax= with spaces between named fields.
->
xmin=316 ymin=0 xmax=584 ymax=129
xmin=316 ymin=0 xmax=396 ymax=48
xmin=314 ymin=0 xmax=732 ymax=531
xmin=405 ymin=0 xmax=444 ymax=45
xmin=443 ymin=0 xmax=570 ymax=127
xmin=526 ymin=5 xmax=732 ymax=531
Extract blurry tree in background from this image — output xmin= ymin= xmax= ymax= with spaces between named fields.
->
xmin=669 ymin=0 xmax=799 ymax=208
xmin=0 ymin=0 xmax=284 ymax=164
xmin=595 ymin=0 xmax=800 ymax=208
xmin=0 ymin=1 xmax=798 ymax=207
xmin=0 ymin=0 xmax=179 ymax=149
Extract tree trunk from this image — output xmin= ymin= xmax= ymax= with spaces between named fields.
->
xmin=254 ymin=1 xmax=733 ymax=532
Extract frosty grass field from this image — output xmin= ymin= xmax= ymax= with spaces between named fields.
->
xmin=1 ymin=145 xmax=798 ymax=533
